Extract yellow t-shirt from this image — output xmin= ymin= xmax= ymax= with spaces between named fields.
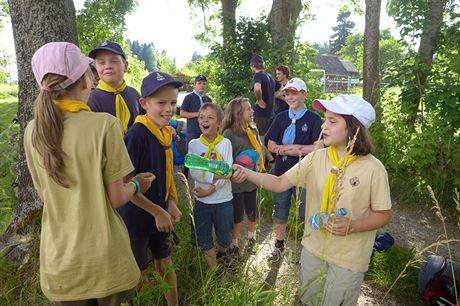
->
xmin=24 ymin=112 xmax=140 ymax=301
xmin=285 ymin=148 xmax=392 ymax=272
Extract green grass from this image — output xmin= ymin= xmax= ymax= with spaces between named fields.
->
xmin=367 ymin=245 xmax=426 ymax=305
xmin=0 ymin=91 xmax=19 ymax=234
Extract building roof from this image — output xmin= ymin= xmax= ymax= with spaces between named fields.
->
xmin=340 ymin=60 xmax=359 ymax=74
xmin=313 ymin=54 xmax=359 ymax=76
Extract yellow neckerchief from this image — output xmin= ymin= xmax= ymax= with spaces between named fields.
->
xmin=320 ymin=146 xmax=357 ymax=235
xmin=245 ymin=125 xmax=266 ymax=172
xmin=54 ymin=99 xmax=91 ymax=113
xmin=134 ymin=115 xmax=177 ymax=201
xmin=97 ymin=80 xmax=130 ymax=134
xmin=199 ymin=133 xmax=224 ymax=179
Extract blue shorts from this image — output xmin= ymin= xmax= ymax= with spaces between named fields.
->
xmin=272 ymin=187 xmax=306 ymax=224
xmin=194 ymin=200 xmax=233 ymax=251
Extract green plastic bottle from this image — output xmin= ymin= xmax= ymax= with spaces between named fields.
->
xmin=184 ymin=153 xmax=233 ymax=176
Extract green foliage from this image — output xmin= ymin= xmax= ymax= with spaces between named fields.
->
xmin=128 ymin=40 xmax=158 ymax=72
xmin=329 ymin=10 xmax=355 ymax=54
xmin=337 ymin=30 xmax=403 ymax=76
xmin=367 ymin=245 xmax=424 ymax=305
xmin=76 ymin=0 xmax=138 ymax=54
xmin=371 ymin=88 xmax=460 ymax=210
xmin=0 ymin=49 xmax=11 ymax=83
xmin=312 ymin=42 xmax=329 ymax=54
xmin=0 ymin=94 xmax=18 ymax=234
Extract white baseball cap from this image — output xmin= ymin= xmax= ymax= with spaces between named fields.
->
xmin=312 ymin=95 xmax=376 ymax=128
xmin=282 ymin=77 xmax=307 ymax=93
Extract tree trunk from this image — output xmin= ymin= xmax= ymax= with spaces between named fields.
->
xmin=363 ymin=0 xmax=381 ymax=106
xmin=402 ymin=0 xmax=446 ymax=126
xmin=1 ymin=0 xmax=77 ymax=264
xmin=267 ymin=0 xmax=302 ymax=64
xmin=221 ymin=0 xmax=237 ymax=48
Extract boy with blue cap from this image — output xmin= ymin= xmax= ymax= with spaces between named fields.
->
xmin=87 ymin=40 xmax=140 ymax=134
xmin=119 ymin=71 xmax=183 ymax=306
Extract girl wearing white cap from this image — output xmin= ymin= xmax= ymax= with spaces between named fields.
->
xmin=24 ymin=42 xmax=156 ymax=304
xmin=232 ymin=95 xmax=392 ymax=306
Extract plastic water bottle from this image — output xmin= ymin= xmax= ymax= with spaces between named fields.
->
xmin=184 ymin=153 xmax=233 ymax=176
xmin=309 ymin=208 xmax=347 ymax=230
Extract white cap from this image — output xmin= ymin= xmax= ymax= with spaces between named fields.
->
xmin=312 ymin=95 xmax=376 ymax=128
xmin=282 ymin=77 xmax=307 ymax=93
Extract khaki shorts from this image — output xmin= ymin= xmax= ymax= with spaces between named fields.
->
xmin=299 ymin=248 xmax=364 ymax=306
xmin=52 ymin=289 xmax=132 ymax=306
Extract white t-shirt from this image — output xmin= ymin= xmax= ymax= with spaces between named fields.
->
xmin=188 ymin=137 xmax=233 ymax=204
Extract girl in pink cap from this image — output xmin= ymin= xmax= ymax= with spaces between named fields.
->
xmin=232 ymin=95 xmax=392 ymax=306
xmin=24 ymin=42 xmax=156 ymax=305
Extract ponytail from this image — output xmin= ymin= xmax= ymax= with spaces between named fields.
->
xmin=31 ymin=74 xmax=83 ymax=188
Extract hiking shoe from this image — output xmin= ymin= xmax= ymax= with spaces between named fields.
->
xmin=268 ymin=246 xmax=284 ymax=262
xmin=246 ymin=238 xmax=256 ymax=253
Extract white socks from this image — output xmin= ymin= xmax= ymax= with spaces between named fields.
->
xmin=247 ymin=231 xmax=255 ymax=240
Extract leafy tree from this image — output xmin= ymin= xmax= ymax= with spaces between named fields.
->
xmin=312 ymin=42 xmax=330 ymax=54
xmin=329 ymin=10 xmax=355 ymax=54
xmin=128 ymin=40 xmax=157 ymax=72
xmin=76 ymin=0 xmax=138 ymax=54
xmin=388 ymin=0 xmax=448 ymax=126
xmin=267 ymin=0 xmax=303 ymax=64
xmin=338 ymin=30 xmax=403 ymax=76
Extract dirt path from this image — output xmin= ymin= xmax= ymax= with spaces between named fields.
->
xmin=241 ymin=202 xmax=459 ymax=305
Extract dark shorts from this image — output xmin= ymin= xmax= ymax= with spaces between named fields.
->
xmin=130 ymin=232 xmax=172 ymax=271
xmin=232 ymin=190 xmax=257 ymax=223
xmin=52 ymin=289 xmax=132 ymax=305
xmin=254 ymin=117 xmax=272 ymax=136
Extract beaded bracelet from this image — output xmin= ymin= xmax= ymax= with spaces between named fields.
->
xmin=129 ymin=178 xmax=141 ymax=195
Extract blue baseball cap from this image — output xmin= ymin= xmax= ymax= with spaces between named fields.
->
xmin=88 ymin=40 xmax=126 ymax=59
xmin=141 ymin=71 xmax=183 ymax=97
xmin=195 ymin=75 xmax=207 ymax=82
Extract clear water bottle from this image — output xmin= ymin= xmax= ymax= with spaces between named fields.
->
xmin=184 ymin=153 xmax=233 ymax=176
xmin=309 ymin=208 xmax=347 ymax=230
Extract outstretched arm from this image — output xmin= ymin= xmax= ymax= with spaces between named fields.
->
xmin=231 ymin=164 xmax=294 ymax=193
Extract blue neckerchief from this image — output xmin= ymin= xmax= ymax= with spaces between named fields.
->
xmin=281 ymin=107 xmax=308 ymax=161
xmin=193 ymin=90 xmax=206 ymax=106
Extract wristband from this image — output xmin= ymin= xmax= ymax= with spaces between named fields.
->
xmin=129 ymin=178 xmax=141 ymax=195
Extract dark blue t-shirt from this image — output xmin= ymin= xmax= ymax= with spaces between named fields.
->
xmin=266 ymin=109 xmax=323 ymax=176
xmin=274 ymin=98 xmax=289 ymax=115
xmin=87 ymin=86 xmax=140 ymax=128
xmin=252 ymin=71 xmax=276 ymax=119
xmin=118 ymin=123 xmax=167 ymax=236
xmin=181 ymin=92 xmax=212 ymax=134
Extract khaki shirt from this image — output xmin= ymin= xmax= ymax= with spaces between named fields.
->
xmin=285 ymin=148 xmax=392 ymax=272
xmin=24 ymin=112 xmax=140 ymax=301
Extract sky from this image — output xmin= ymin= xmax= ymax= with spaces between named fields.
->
xmin=1 ymin=0 xmax=398 ymax=78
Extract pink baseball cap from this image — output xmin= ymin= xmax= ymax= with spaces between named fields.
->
xmin=282 ymin=77 xmax=307 ymax=93
xmin=312 ymin=95 xmax=376 ymax=128
xmin=32 ymin=42 xmax=93 ymax=91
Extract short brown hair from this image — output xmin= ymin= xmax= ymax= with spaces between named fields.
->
xmin=276 ymin=65 xmax=290 ymax=78
xmin=342 ymin=115 xmax=373 ymax=156
xmin=199 ymin=102 xmax=224 ymax=123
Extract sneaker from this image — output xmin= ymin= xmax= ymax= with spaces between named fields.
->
xmin=228 ymin=246 xmax=240 ymax=257
xmin=246 ymin=238 xmax=256 ymax=253
xmin=268 ymin=246 xmax=284 ymax=262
